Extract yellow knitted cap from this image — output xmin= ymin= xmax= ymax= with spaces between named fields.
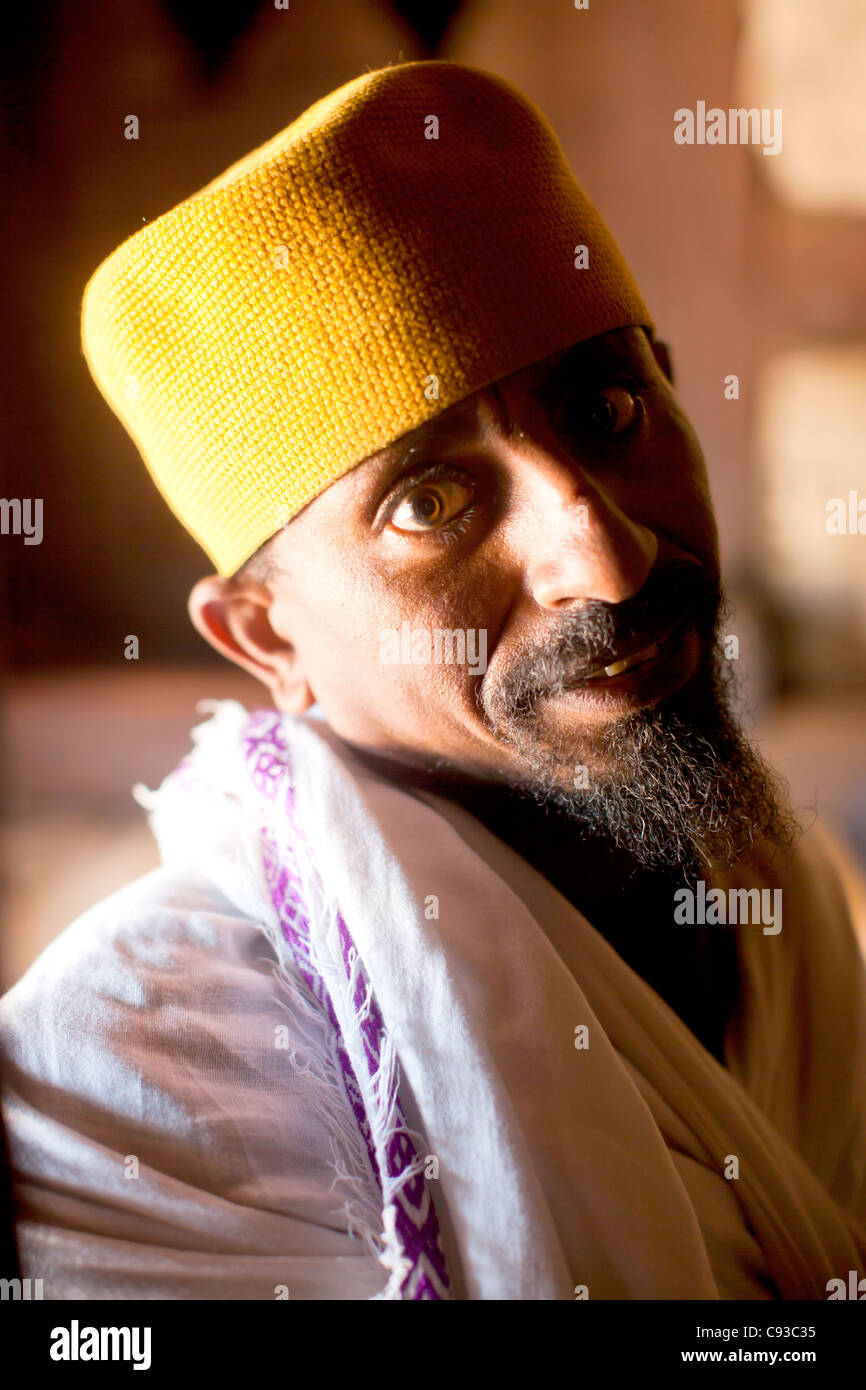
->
xmin=81 ymin=60 xmax=653 ymax=575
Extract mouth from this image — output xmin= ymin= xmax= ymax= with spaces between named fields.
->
xmin=582 ymin=632 xmax=670 ymax=681
xmin=561 ymin=623 xmax=677 ymax=688
xmin=547 ymin=620 xmax=698 ymax=708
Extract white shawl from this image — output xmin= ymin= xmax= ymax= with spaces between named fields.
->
xmin=2 ymin=700 xmax=865 ymax=1300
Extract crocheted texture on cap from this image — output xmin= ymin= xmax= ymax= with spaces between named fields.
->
xmin=81 ymin=60 xmax=653 ymax=575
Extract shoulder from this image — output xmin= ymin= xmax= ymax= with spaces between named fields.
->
xmin=756 ymin=818 xmax=864 ymax=951
xmin=0 ymin=866 xmax=277 ymax=1083
xmin=0 ymin=867 xmax=387 ymax=1297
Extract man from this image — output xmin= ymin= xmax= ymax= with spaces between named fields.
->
xmin=2 ymin=60 xmax=865 ymax=1301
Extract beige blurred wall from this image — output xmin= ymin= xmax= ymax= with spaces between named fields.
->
xmin=1 ymin=0 xmax=763 ymax=662
xmin=3 ymin=1 xmax=865 ymax=987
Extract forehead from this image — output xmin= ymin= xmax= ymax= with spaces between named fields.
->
xmin=283 ymin=324 xmax=655 ymax=539
xmin=375 ymin=325 xmax=654 ymax=468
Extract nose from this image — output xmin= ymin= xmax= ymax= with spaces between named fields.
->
xmin=526 ymin=478 xmax=658 ymax=611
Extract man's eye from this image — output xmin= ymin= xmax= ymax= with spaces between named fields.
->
xmin=586 ymin=385 xmax=639 ymax=435
xmin=390 ymin=479 xmax=473 ymax=533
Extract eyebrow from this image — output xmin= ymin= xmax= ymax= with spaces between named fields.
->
xmin=375 ymin=395 xmax=482 ymax=475
xmin=543 ymin=332 xmax=644 ymax=385
xmin=372 ymin=330 xmax=650 ymax=480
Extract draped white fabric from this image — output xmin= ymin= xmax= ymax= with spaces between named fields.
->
xmin=2 ymin=701 xmax=865 ymax=1300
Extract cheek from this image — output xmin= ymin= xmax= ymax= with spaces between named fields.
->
xmin=289 ymin=584 xmax=390 ymax=709
xmin=282 ymin=557 xmax=494 ymax=737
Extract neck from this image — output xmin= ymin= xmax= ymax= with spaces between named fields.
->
xmin=444 ymin=779 xmax=686 ymax=929
xmin=350 ymin=750 xmax=739 ymax=1064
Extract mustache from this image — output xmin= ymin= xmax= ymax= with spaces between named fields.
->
xmin=481 ymin=560 xmax=722 ymax=721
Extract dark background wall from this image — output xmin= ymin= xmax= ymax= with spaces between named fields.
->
xmin=2 ymin=0 xmax=865 ymax=985
xmin=5 ymin=0 xmax=864 ymax=679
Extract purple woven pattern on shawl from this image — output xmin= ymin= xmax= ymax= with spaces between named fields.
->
xmin=241 ymin=709 xmax=450 ymax=1301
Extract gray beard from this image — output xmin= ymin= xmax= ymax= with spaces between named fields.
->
xmin=535 ymin=663 xmax=797 ymax=883
xmin=479 ymin=583 xmax=800 ymax=884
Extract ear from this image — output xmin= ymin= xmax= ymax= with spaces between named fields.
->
xmin=188 ymin=575 xmax=315 ymax=714
xmin=650 ymin=337 xmax=675 ymax=386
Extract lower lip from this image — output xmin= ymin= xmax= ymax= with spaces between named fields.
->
xmin=543 ymin=621 xmax=699 ymax=710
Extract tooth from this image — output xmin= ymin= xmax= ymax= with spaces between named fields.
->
xmin=604 ymin=657 xmax=632 ymax=677
xmin=603 ymin=641 xmax=659 ymax=678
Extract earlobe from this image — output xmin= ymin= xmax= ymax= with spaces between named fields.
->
xmin=187 ymin=575 xmax=315 ymax=713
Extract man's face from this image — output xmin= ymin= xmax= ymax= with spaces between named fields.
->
xmin=227 ymin=325 xmax=793 ymax=876
xmin=264 ymin=326 xmax=717 ymax=770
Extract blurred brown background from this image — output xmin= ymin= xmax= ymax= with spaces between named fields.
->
xmin=2 ymin=0 xmax=865 ymax=988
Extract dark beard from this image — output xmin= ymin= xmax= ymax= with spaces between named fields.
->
xmin=478 ymin=562 xmax=800 ymax=884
